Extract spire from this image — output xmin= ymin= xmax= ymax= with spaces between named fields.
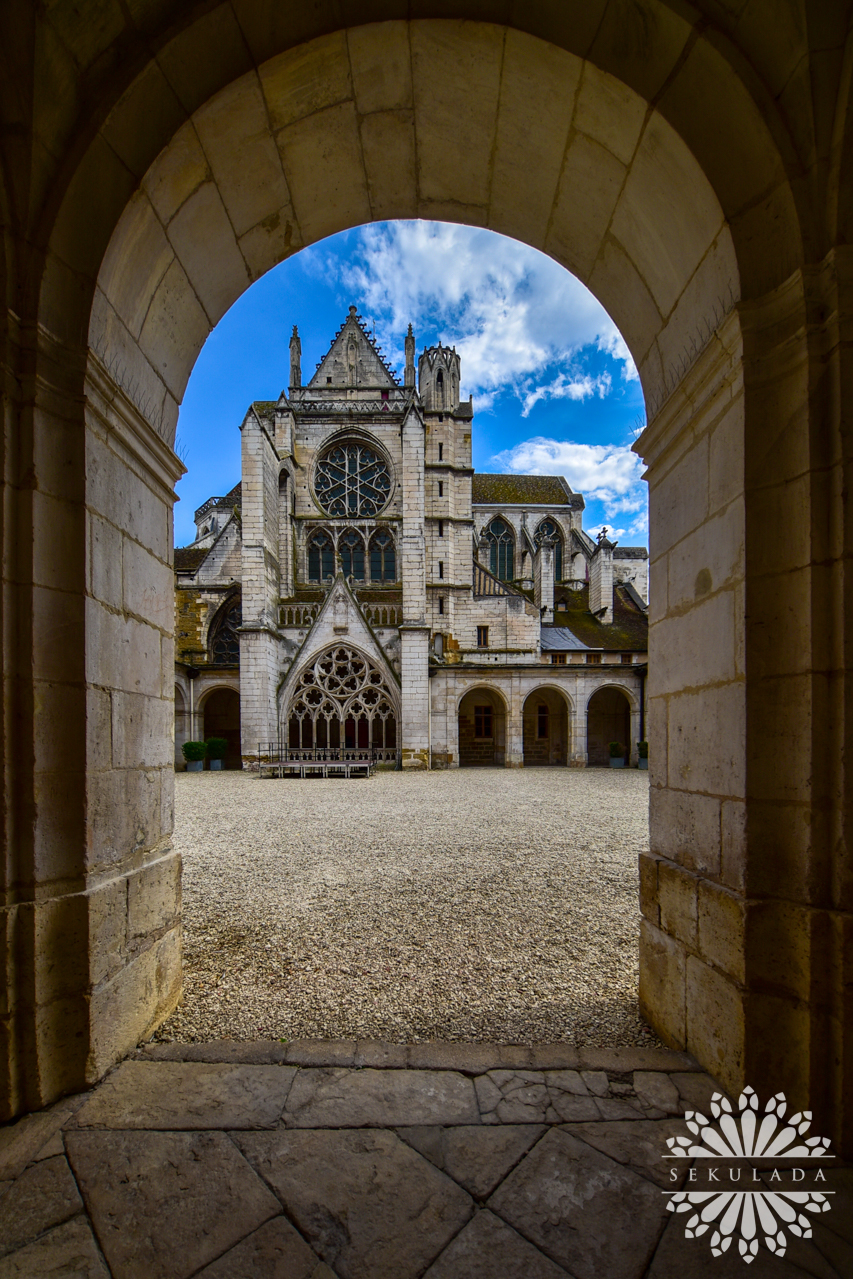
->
xmin=289 ymin=325 xmax=301 ymax=389
xmin=405 ymin=323 xmax=415 ymax=388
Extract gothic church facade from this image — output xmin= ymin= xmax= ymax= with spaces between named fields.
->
xmin=174 ymin=308 xmax=649 ymax=769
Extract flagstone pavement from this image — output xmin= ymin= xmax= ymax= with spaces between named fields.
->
xmin=0 ymin=1041 xmax=850 ymax=1278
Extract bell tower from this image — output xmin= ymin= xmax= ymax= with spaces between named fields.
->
xmin=418 ymin=343 xmax=461 ymax=411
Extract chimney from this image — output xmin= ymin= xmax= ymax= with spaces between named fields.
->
xmin=590 ymin=528 xmax=616 ymax=623
xmin=405 ymin=323 xmax=415 ymax=387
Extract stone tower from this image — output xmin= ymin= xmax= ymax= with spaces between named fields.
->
xmin=418 ymin=343 xmax=461 ymax=411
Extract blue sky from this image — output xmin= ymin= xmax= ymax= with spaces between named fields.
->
xmin=174 ymin=221 xmax=648 ymax=548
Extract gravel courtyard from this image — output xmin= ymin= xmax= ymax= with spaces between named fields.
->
xmin=156 ymin=768 xmax=658 ymax=1047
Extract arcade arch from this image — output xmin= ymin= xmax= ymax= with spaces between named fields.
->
xmin=200 ymin=687 xmax=242 ymax=769
xmin=458 ymin=686 xmax=508 ymax=767
xmin=586 ymin=686 xmax=634 ymax=767
xmin=522 ymin=687 xmax=571 ymax=766
xmin=5 ymin=9 xmax=848 ymax=1153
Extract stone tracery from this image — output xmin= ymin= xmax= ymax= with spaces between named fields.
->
xmin=286 ymin=645 xmax=398 ymax=757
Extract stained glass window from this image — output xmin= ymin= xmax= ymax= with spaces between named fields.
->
xmin=486 ymin=517 xmax=514 ymax=580
xmin=308 ymin=530 xmax=334 ymax=581
xmin=314 ymin=441 xmax=391 ymax=517
xmin=210 ymin=597 xmax=241 ymax=664
xmin=369 ymin=529 xmax=396 ymax=582
xmin=534 ymin=518 xmax=563 ymax=581
xmin=339 ymin=528 xmax=365 ymax=580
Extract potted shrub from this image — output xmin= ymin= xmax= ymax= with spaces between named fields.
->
xmin=206 ymin=737 xmax=228 ymax=771
xmin=637 ymin=740 xmax=649 ymax=771
xmin=182 ymin=741 xmax=206 ymax=772
xmin=609 ymin=741 xmax=625 ymax=769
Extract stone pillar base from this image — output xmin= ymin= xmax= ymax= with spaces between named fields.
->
xmin=401 ymin=749 xmax=429 ymax=769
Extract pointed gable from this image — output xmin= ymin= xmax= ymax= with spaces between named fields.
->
xmin=308 ymin=305 xmax=400 ymax=389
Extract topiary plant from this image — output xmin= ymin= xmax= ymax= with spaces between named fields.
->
xmin=637 ymin=740 xmax=648 ymax=759
xmin=181 ymin=740 xmax=206 ymax=762
xmin=609 ymin=741 xmax=624 ymax=758
xmin=205 ymin=737 xmax=228 ymax=760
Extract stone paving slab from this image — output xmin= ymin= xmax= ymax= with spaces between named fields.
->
xmin=0 ymin=1216 xmax=109 ymax=1278
xmin=142 ymin=1037 xmax=705 ymax=1074
xmin=0 ymin=1154 xmax=83 ymax=1257
xmin=284 ymin=1067 xmax=479 ymax=1127
xmin=0 ymin=1051 xmax=849 ymax=1279
xmin=423 ymin=1208 xmax=572 ymax=1278
xmin=397 ymin=1123 xmax=546 ymax=1199
xmin=141 ymin=1040 xmax=289 ymax=1064
xmin=487 ymin=1127 xmax=667 ymax=1279
xmin=194 ymin=1215 xmax=334 ymax=1279
xmin=0 ymin=1094 xmax=86 ymax=1180
xmin=237 ymin=1128 xmax=473 ymax=1279
xmin=71 ymin=1060 xmax=295 ymax=1129
xmin=66 ymin=1129 xmax=281 ymax=1279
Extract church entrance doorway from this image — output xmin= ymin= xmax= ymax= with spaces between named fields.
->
xmin=522 ymin=689 xmax=569 ymax=766
xmin=458 ymin=688 xmax=507 ymax=766
xmin=202 ymin=688 xmax=242 ymax=770
xmin=586 ymin=688 xmax=631 ymax=767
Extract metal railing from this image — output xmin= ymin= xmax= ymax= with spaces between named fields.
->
xmin=256 ymin=742 xmax=400 ymax=776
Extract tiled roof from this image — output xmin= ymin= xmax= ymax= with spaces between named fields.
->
xmin=174 ymin=546 xmax=208 ymax=572
xmin=550 ymin=584 xmax=649 ymax=651
xmin=472 ymin=474 xmax=576 ymax=505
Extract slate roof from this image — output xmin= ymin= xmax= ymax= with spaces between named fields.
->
xmin=472 ymin=474 xmax=579 ymax=506
xmin=550 ymin=584 xmax=649 ymax=651
xmin=174 ymin=546 xmax=208 ymax=572
xmin=539 ymin=626 xmax=589 ymax=652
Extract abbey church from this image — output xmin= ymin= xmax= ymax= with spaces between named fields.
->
xmin=174 ymin=307 xmax=649 ymax=769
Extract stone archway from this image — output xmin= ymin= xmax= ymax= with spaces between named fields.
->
xmin=458 ymin=688 xmax=508 ymax=767
xmin=522 ymin=688 xmax=569 ymax=766
xmin=201 ymin=687 xmax=242 ymax=769
xmin=586 ymin=687 xmax=632 ymax=767
xmin=4 ymin=7 xmax=851 ymax=1151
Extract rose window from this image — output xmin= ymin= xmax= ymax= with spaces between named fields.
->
xmin=314 ymin=441 xmax=391 ymax=517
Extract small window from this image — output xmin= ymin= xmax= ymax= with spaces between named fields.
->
xmin=438 ymin=561 xmax=444 ymax=579
xmin=477 ymin=625 xmax=489 ymax=648
xmin=438 ymin=480 xmax=444 ymax=497
xmin=474 ymin=705 xmax=493 ymax=738
xmin=438 ymin=520 xmax=444 ymax=537
xmin=438 ymin=596 xmax=444 ymax=615
xmin=438 ymin=414 xmax=444 ymax=423
xmin=438 ymin=443 xmax=443 ymax=461
xmin=326 ymin=376 xmax=332 ymax=384
xmin=551 ymin=653 xmax=567 ymax=665
xmin=621 ymin=653 xmax=633 ymax=664
xmin=586 ymin=653 xmax=602 ymax=665
xmin=537 ymin=705 xmax=549 ymax=739
xmin=381 ymin=389 xmax=389 ymax=401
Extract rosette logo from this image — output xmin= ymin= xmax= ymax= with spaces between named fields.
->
xmin=664 ymin=1086 xmax=833 ymax=1264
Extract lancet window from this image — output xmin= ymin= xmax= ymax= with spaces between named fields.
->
xmin=369 ymin=529 xmax=396 ymax=582
xmin=534 ymin=518 xmax=563 ymax=581
xmin=285 ymin=645 xmax=398 ymax=760
xmin=209 ymin=596 xmax=241 ymax=664
xmin=314 ymin=440 xmax=391 ymax=518
xmin=339 ymin=529 xmax=366 ymax=581
xmin=307 ymin=530 xmax=335 ymax=582
xmin=485 ymin=517 xmax=515 ymax=581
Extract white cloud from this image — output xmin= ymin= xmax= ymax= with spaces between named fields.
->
xmin=492 ymin=436 xmax=647 ymax=530
xmin=331 ymin=221 xmax=638 ymax=403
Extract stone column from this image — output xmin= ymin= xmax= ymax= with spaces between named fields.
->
xmin=506 ymin=673 xmax=524 ymax=767
xmin=240 ymin=407 xmax=282 ymax=762
xmin=400 ymin=404 xmax=429 ymax=767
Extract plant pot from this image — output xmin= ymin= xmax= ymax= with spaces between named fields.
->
xmin=186 ymin=760 xmax=203 ymax=772
xmin=209 ymin=759 xmax=224 ymax=771
xmin=609 ymin=758 xmax=625 ymax=768
xmin=638 ymin=758 xmax=648 ymax=770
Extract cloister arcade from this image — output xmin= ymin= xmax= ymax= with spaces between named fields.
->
xmin=2 ymin=3 xmax=852 ymax=1154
